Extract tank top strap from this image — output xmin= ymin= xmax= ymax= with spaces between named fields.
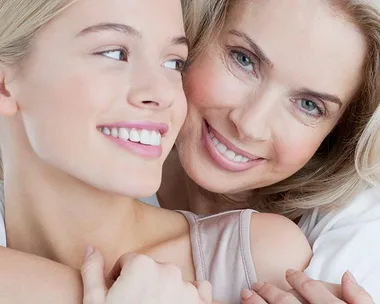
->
xmin=177 ymin=209 xmax=258 ymax=303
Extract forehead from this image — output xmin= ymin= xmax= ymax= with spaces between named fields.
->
xmin=51 ymin=0 xmax=184 ymax=38
xmin=226 ymin=0 xmax=367 ymax=103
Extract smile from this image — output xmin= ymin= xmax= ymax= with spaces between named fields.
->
xmin=203 ymin=120 xmax=265 ymax=172
xmin=98 ymin=122 xmax=168 ymax=158
xmin=100 ymin=127 xmax=161 ymax=146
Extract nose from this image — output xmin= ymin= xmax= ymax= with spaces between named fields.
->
xmin=126 ymin=64 xmax=177 ymax=111
xmin=229 ymin=89 xmax=276 ymax=142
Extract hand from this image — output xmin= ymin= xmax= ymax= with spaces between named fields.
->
xmin=240 ymin=270 xmax=374 ymax=304
xmin=81 ymin=247 xmax=213 ymax=304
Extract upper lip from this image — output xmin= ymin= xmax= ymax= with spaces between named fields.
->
xmin=207 ymin=122 xmax=263 ymax=160
xmin=98 ymin=121 xmax=169 ymax=135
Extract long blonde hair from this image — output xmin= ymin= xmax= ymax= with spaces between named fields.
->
xmin=0 ymin=0 xmax=78 ymax=178
xmin=182 ymin=0 xmax=380 ymax=219
xmin=356 ymin=105 xmax=380 ymax=188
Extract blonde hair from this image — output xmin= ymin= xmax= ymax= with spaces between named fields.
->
xmin=356 ymin=105 xmax=380 ymax=188
xmin=0 ymin=0 xmax=78 ymax=178
xmin=182 ymin=0 xmax=380 ymax=219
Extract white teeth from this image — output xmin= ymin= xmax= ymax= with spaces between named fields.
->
xmin=111 ymin=128 xmax=118 ymax=138
xmin=103 ymin=127 xmax=111 ymax=136
xmin=99 ymin=127 xmax=162 ymax=146
xmin=233 ymin=155 xmax=242 ymax=162
xmin=129 ymin=128 xmax=140 ymax=142
xmin=140 ymin=129 xmax=151 ymax=145
xmin=224 ymin=150 xmax=236 ymax=161
xmin=216 ymin=143 xmax=227 ymax=154
xmin=151 ymin=131 xmax=160 ymax=146
xmin=119 ymin=128 xmax=129 ymax=141
xmin=209 ymin=131 xmax=251 ymax=163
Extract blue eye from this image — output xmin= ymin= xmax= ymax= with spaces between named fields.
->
xmin=299 ymin=99 xmax=325 ymax=116
xmin=231 ymin=50 xmax=255 ymax=72
xmin=99 ymin=49 xmax=128 ymax=61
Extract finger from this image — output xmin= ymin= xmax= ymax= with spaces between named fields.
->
xmin=240 ymin=289 xmax=268 ymax=304
xmin=191 ymin=281 xmax=212 ymax=303
xmin=287 ymin=283 xmax=341 ymax=303
xmin=286 ymin=269 xmax=344 ymax=303
xmin=252 ymin=282 xmax=301 ymax=304
xmin=341 ymin=271 xmax=374 ymax=304
xmin=106 ymin=252 xmax=138 ymax=282
xmin=81 ymin=246 xmax=107 ymax=304
xmin=286 ymin=289 xmax=309 ymax=303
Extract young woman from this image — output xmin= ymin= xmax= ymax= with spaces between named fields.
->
xmin=0 ymin=0 xmax=312 ymax=303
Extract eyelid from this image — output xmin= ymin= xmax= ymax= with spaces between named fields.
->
xmin=292 ymin=97 xmax=327 ymax=118
xmin=93 ymin=46 xmax=129 ymax=57
xmin=227 ymin=46 xmax=260 ymax=76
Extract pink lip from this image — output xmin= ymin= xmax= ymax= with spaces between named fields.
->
xmin=99 ymin=121 xmax=168 ymax=158
xmin=202 ymin=121 xmax=265 ymax=172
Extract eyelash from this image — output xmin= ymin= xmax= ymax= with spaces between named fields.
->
xmin=227 ymin=47 xmax=259 ymax=77
xmin=292 ymin=98 xmax=326 ymax=118
xmin=96 ymin=48 xmax=187 ymax=73
xmin=96 ymin=48 xmax=129 ymax=61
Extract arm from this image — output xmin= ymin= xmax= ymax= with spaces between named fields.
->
xmin=249 ymin=213 xmax=312 ymax=290
xmin=0 ymin=246 xmax=82 ymax=304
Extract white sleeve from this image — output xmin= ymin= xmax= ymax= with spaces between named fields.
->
xmin=300 ymin=188 xmax=380 ymax=302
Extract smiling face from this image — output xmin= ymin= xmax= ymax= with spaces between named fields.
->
xmin=177 ymin=0 xmax=367 ymax=194
xmin=2 ymin=0 xmax=188 ymax=198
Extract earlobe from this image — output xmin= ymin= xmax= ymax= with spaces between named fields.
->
xmin=0 ymin=68 xmax=18 ymax=117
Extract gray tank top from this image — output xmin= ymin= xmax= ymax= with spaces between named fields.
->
xmin=178 ymin=209 xmax=258 ymax=303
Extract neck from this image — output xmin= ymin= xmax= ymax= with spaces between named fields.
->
xmin=3 ymin=155 xmax=147 ymax=271
xmin=159 ymin=149 xmax=251 ymax=214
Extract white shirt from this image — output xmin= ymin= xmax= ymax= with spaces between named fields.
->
xmin=300 ymin=187 xmax=380 ymax=300
xmin=1 ymin=187 xmax=380 ymax=300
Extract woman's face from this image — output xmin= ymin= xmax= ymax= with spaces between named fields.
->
xmin=177 ymin=0 xmax=366 ymax=194
xmin=3 ymin=0 xmax=188 ymax=198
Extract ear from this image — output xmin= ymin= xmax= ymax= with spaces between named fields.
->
xmin=0 ymin=66 xmax=18 ymax=117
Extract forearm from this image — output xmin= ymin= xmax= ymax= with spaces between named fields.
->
xmin=0 ymin=247 xmax=82 ymax=304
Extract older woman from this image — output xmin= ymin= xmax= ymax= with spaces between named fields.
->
xmin=153 ymin=0 xmax=380 ymax=301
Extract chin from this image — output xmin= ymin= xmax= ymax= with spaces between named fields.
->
xmin=184 ymin=166 xmax=230 ymax=194
xmin=91 ymin=174 xmax=161 ymax=199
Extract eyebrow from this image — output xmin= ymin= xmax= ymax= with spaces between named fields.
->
xmin=229 ymin=29 xmax=273 ymax=68
xmin=296 ymin=88 xmax=343 ymax=107
xmin=78 ymin=23 xmax=141 ymax=37
xmin=171 ymin=36 xmax=190 ymax=51
xmin=77 ymin=22 xmax=189 ymax=50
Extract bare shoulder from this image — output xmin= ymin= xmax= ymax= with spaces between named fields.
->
xmin=250 ymin=213 xmax=312 ymax=290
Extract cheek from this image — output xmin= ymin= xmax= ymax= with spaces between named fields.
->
xmin=184 ymin=56 xmax=234 ymax=110
xmin=19 ymin=64 xmax=116 ymax=122
xmin=274 ymin=129 xmax=325 ymax=172
xmin=15 ymin=65 xmax=118 ymax=157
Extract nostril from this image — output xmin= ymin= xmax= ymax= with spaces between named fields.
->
xmin=142 ymin=100 xmax=153 ymax=104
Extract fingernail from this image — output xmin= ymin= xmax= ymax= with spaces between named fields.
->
xmin=241 ymin=289 xmax=254 ymax=300
xmin=85 ymin=245 xmax=94 ymax=259
xmin=286 ymin=269 xmax=297 ymax=276
xmin=252 ymin=282 xmax=265 ymax=291
xmin=345 ymin=271 xmax=358 ymax=284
